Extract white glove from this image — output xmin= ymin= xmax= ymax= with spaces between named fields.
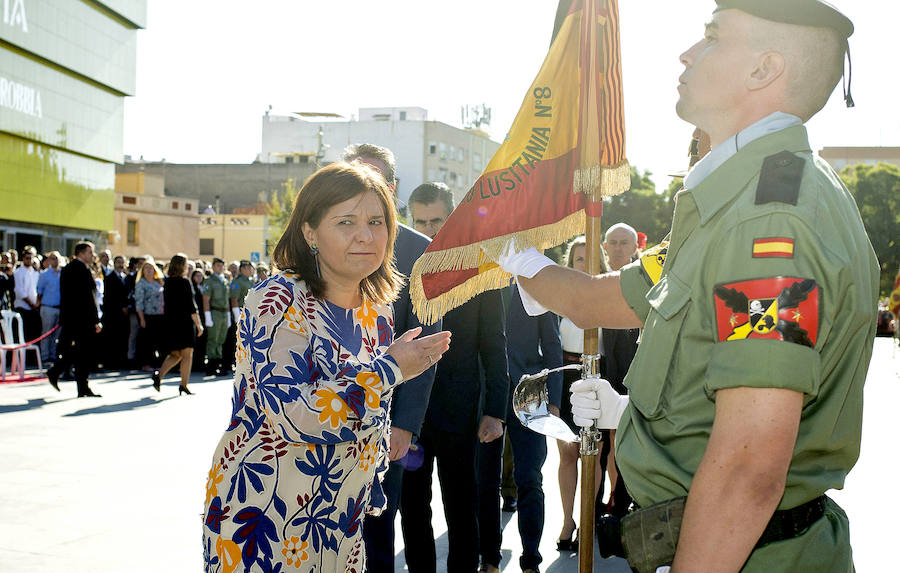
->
xmin=232 ymin=307 xmax=241 ymax=324
xmin=497 ymin=243 xmax=555 ymax=316
xmin=656 ymin=568 xmax=671 ymax=573
xmin=570 ymin=377 xmax=630 ymax=429
xmin=204 ymin=311 xmax=213 ymax=327
xmin=227 ymin=312 xmax=233 ymax=328
xmin=497 ymin=245 xmax=555 ymax=279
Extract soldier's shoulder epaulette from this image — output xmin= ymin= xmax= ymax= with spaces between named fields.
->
xmin=755 ymin=150 xmax=805 ymax=206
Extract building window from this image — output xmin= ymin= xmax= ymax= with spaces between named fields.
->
xmin=172 ymin=201 xmax=179 ymax=209
xmin=473 ymin=152 xmax=482 ymax=169
xmin=185 ymin=203 xmax=192 ymax=211
xmin=126 ymin=220 xmax=139 ymax=245
xmin=199 ymin=238 xmax=215 ymax=256
xmin=449 ymin=172 xmax=457 ymax=183
xmin=429 ymin=142 xmax=437 ymax=155
xmin=439 ymin=167 xmax=449 ymax=182
xmin=439 ymin=142 xmax=447 ymax=160
xmin=400 ymin=111 xmax=407 ymax=120
xmin=458 ymin=148 xmax=465 ymax=161
xmin=122 ymin=196 xmax=137 ymax=205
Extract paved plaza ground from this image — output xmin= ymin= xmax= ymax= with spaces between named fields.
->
xmin=0 ymin=338 xmax=897 ymax=572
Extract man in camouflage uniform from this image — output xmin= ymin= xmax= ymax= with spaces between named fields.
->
xmin=495 ymin=1 xmax=877 ymax=571
xmin=202 ymin=258 xmax=230 ymax=376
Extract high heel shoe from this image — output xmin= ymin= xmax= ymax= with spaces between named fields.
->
xmin=179 ymin=385 xmax=193 ymax=396
xmin=556 ymin=528 xmax=578 ymax=552
xmin=152 ymin=371 xmax=161 ymax=392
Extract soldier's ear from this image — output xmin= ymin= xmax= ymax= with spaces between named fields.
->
xmin=747 ymin=51 xmax=785 ymax=91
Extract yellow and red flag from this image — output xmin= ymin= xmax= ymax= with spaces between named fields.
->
xmin=889 ymin=270 xmax=900 ymax=317
xmin=410 ymin=0 xmax=630 ymax=324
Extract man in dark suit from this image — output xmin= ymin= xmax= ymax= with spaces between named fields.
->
xmin=48 ymin=242 xmax=102 ymax=397
xmin=399 ymin=182 xmax=509 ymax=573
xmin=478 ymin=284 xmax=563 ymax=573
xmin=342 ymin=144 xmax=442 ymax=573
xmin=101 ymin=255 xmax=130 ymax=369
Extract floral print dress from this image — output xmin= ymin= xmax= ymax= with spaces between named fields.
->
xmin=202 ymin=274 xmax=402 ymax=573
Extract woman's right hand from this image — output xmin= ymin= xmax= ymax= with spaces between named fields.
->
xmin=386 ymin=327 xmax=451 ymax=381
xmin=139 ymin=318 xmax=146 ymax=329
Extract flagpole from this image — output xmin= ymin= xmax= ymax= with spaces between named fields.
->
xmin=579 ymin=187 xmax=606 ymax=572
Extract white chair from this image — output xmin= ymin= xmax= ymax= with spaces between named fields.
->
xmin=0 ymin=309 xmax=43 ymax=381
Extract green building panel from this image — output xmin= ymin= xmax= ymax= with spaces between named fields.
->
xmin=94 ymin=0 xmax=147 ymax=29
xmin=0 ymin=0 xmax=139 ymax=95
xmin=0 ymin=131 xmax=114 ymax=231
xmin=0 ymin=45 xmax=123 ymax=163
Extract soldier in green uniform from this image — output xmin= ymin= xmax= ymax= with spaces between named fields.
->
xmin=202 ymin=258 xmax=230 ymax=376
xmin=229 ymin=260 xmax=255 ymax=326
xmin=495 ymin=1 xmax=877 ymax=571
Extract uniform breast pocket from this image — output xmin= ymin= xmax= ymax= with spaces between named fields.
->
xmin=624 ymin=273 xmax=692 ymax=420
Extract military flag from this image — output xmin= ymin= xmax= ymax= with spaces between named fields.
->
xmin=409 ymin=0 xmax=630 ymax=324
xmin=889 ymin=270 xmax=900 ymax=317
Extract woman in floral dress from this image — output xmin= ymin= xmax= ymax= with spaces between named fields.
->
xmin=202 ymin=162 xmax=450 ymax=573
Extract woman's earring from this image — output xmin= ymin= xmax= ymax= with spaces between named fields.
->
xmin=310 ymin=242 xmax=320 ymax=277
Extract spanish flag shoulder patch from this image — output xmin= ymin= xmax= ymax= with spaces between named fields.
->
xmin=752 ymin=237 xmax=794 ymax=259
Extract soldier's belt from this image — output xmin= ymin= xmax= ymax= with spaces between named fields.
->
xmin=210 ymin=306 xmax=228 ymax=312
xmin=619 ymin=494 xmax=827 ymax=573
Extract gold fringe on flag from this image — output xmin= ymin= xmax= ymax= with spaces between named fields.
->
xmin=574 ymin=160 xmax=631 ymax=197
xmin=410 ymin=210 xmax=586 ymax=325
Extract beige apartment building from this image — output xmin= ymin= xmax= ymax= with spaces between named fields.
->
xmin=819 ymin=146 xmax=900 ymax=171
xmin=114 ymin=172 xmax=199 ymax=259
xmin=198 ymin=214 xmax=270 ymax=265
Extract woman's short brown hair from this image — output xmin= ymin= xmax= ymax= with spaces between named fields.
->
xmin=272 ymin=161 xmax=402 ymax=305
xmin=168 ymin=253 xmax=188 ymax=277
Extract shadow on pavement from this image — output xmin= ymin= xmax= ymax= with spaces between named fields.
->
xmin=0 ymin=396 xmax=78 ymax=413
xmin=63 ymin=395 xmax=178 ymax=417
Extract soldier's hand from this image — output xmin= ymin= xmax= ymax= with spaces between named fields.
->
xmin=94 ymin=323 xmax=102 ymax=334
xmin=570 ymin=377 xmax=629 ymax=429
xmin=386 ymin=327 xmax=451 ymax=382
xmin=204 ymin=311 xmax=213 ymax=327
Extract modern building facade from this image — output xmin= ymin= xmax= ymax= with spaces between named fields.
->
xmin=0 ymin=0 xmax=145 ymax=256
xmin=258 ymin=107 xmax=501 ymax=206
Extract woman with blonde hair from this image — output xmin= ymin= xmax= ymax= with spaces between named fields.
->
xmin=201 ymin=162 xmax=450 ymax=571
xmin=135 ymin=258 xmax=165 ymax=371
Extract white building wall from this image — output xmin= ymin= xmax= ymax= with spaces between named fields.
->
xmin=260 ymin=116 xmax=427 ymax=204
xmin=259 ymin=109 xmax=500 ymax=205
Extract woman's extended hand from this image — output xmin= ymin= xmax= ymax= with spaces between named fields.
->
xmin=386 ymin=327 xmax=451 ymax=381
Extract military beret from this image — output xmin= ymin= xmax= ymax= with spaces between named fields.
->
xmin=714 ymin=0 xmax=853 ymax=38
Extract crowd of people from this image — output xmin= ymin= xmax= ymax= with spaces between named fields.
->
xmin=0 ymin=244 xmax=272 ymax=395
xmin=4 ymin=2 xmax=880 ymax=570
xmin=191 ymin=143 xmax=642 ymax=573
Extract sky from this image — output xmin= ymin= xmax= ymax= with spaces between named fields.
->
xmin=123 ymin=0 xmax=900 ymax=192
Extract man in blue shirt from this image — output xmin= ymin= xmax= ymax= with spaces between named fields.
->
xmin=36 ymin=251 xmax=62 ymax=365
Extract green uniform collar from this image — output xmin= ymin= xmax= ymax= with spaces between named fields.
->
xmin=684 ymin=125 xmax=812 ymax=226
